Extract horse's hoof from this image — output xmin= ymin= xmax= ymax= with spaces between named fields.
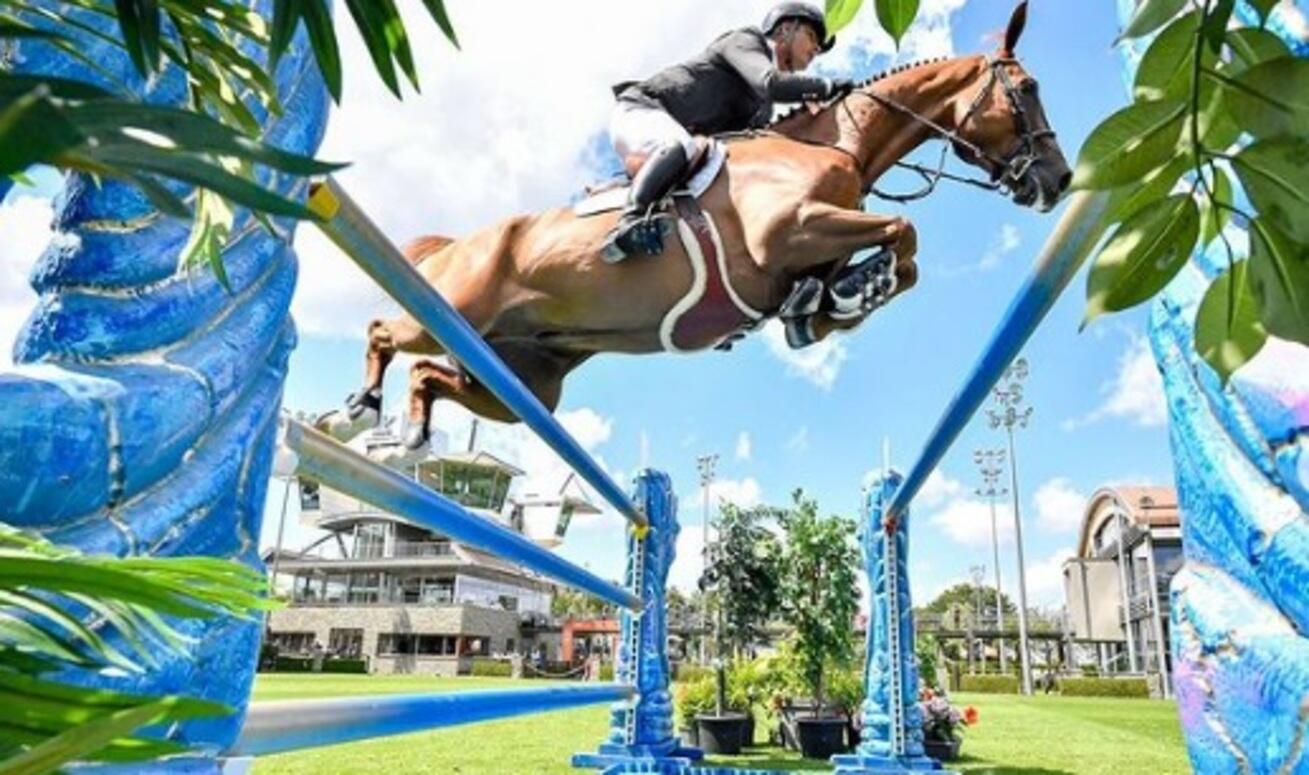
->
xmin=403 ymin=422 xmax=429 ymax=451
xmin=346 ymin=389 xmax=382 ymax=421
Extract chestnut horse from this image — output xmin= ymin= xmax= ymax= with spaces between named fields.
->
xmin=326 ymin=4 xmax=1071 ymax=448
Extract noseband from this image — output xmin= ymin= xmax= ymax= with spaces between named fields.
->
xmin=841 ymin=56 xmax=1056 ymax=203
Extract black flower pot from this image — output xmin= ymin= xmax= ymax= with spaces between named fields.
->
xmin=796 ymin=716 xmax=848 ymax=759
xmin=698 ymin=713 xmax=749 ymax=755
xmin=679 ymin=723 xmax=699 ymax=748
xmin=923 ymin=737 xmax=962 ymax=762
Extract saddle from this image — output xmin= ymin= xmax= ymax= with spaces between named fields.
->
xmin=573 ymin=139 xmax=728 ymax=218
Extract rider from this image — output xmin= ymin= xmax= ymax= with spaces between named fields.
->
xmin=602 ymin=2 xmax=854 ymax=262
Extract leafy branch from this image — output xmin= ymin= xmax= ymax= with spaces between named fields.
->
xmin=1073 ymin=0 xmax=1308 ymax=381
xmin=0 ymin=525 xmax=276 ymax=770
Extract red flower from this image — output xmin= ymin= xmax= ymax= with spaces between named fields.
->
xmin=963 ymin=706 xmax=979 ymax=726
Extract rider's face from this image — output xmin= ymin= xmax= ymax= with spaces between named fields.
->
xmin=786 ymin=24 xmax=820 ymax=71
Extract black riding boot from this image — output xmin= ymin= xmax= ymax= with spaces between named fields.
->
xmin=601 ymin=143 xmax=691 ymax=263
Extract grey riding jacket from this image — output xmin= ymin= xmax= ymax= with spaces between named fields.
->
xmin=614 ymin=27 xmax=832 ymax=135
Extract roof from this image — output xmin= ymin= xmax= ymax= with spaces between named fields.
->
xmin=1077 ymin=485 xmax=1180 ymax=557
xmin=419 ymin=451 xmax=525 ymax=477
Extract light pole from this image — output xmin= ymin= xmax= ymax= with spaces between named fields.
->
xmin=970 ymin=564 xmax=986 ymax=671
xmin=974 ymin=447 xmax=1008 ymax=673
xmin=987 ymin=357 xmax=1034 ymax=696
xmin=696 ymin=454 xmax=718 ymax=665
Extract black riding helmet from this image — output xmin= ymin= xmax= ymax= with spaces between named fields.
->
xmin=762 ymin=2 xmax=836 ymax=53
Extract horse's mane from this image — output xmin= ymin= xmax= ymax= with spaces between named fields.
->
xmin=764 ymin=55 xmax=953 ymax=131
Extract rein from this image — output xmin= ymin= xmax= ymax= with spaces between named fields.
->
xmin=833 ymin=56 xmax=1054 ymax=203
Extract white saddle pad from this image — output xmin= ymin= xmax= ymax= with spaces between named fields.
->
xmin=573 ymin=141 xmax=728 ymax=217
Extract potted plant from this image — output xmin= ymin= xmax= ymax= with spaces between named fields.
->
xmin=674 ymin=676 xmax=715 ymax=747
xmin=697 ymin=501 xmax=781 ymax=754
xmin=825 ymin=661 xmax=865 ymax=750
xmin=918 ymin=688 xmax=978 ymax=762
xmin=776 ymin=491 xmax=860 ymax=760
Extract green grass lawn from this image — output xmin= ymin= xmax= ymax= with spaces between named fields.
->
xmin=247 ymin=676 xmax=1189 ymax=774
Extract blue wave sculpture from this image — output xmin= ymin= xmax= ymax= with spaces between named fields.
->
xmin=0 ymin=2 xmax=327 ymax=766
xmin=1117 ymin=2 xmax=1309 ymax=772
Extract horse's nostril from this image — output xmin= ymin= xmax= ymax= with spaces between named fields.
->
xmin=1057 ymin=170 xmax=1072 ymax=192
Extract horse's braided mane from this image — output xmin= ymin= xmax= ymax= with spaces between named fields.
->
xmin=763 ymin=55 xmax=953 ymax=129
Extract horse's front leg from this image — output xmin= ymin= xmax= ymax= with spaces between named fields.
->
xmin=785 ymin=203 xmax=919 ymax=346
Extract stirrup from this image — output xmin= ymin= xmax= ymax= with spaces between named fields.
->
xmin=601 ymin=211 xmax=673 ymax=263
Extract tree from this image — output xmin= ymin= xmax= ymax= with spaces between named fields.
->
xmin=701 ymin=501 xmax=782 ymax=658
xmin=922 ymin=582 xmax=1016 ymax=619
xmin=776 ymin=490 xmax=860 ymax=716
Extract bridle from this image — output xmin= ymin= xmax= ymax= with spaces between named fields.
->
xmin=838 ymin=56 xmax=1057 ymax=203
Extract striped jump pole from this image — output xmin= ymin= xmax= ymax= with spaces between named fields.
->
xmin=884 ymin=191 xmax=1110 ymax=523
xmin=306 ymin=177 xmax=647 ymax=530
xmin=231 ymin=684 xmax=634 ymax=756
xmin=281 ymin=418 xmax=640 ymax=610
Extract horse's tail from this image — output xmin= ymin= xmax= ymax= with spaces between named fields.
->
xmin=402 ymin=234 xmax=455 ymax=267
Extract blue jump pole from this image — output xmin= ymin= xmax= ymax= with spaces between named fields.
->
xmin=306 ymin=178 xmax=646 ymax=530
xmin=885 ymin=191 xmax=1109 ymax=521
xmin=230 ymin=684 xmax=634 ymax=756
xmin=283 ymin=419 xmax=642 ymax=610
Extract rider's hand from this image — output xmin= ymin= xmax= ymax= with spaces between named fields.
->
xmin=827 ymin=78 xmax=857 ymax=99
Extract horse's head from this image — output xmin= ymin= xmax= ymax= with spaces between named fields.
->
xmin=951 ymin=2 xmax=1070 ymax=212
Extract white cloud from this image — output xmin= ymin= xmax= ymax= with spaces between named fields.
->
xmin=919 ymin=469 xmax=966 ymax=509
xmin=735 ymin=431 xmax=752 ymax=461
xmin=669 ymin=527 xmax=713 ymax=593
xmin=1062 ymin=336 xmax=1167 ymax=431
xmin=1033 ymin=477 xmax=1086 ymax=534
xmin=1022 ymin=547 xmax=1076 ymax=608
xmin=978 ymin=223 xmax=1021 ymax=271
xmin=0 ymin=194 xmax=52 ymax=368
xmin=688 ymin=476 xmax=764 ymax=513
xmin=760 ymin=320 xmax=850 ymax=391
xmin=927 ymin=495 xmax=1012 ymax=548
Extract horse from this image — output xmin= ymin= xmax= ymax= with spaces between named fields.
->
xmin=322 ymin=2 xmax=1071 ymax=449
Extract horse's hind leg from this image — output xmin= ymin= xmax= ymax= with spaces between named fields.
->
xmin=403 ymin=344 xmax=582 ymax=450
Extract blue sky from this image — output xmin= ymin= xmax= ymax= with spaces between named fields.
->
xmin=0 ymin=1 xmax=1179 ymax=610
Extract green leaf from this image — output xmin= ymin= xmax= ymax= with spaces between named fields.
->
xmin=825 ymin=0 xmax=863 ymax=36
xmin=269 ymin=0 xmax=301 ymax=68
xmin=875 ymin=0 xmax=919 ymax=47
xmin=1200 ymin=0 xmax=1234 ymax=54
xmin=1085 ymin=194 xmax=1199 ymax=323
xmin=1249 ymin=0 xmax=1278 ymax=25
xmin=1198 ymin=165 xmax=1233 ymax=248
xmin=1225 ymin=27 xmax=1290 ymax=74
xmin=1133 ymin=11 xmax=1203 ymax=102
xmin=1104 ymin=155 xmax=1188 ymax=225
xmin=1232 ymin=138 xmax=1309 ymax=245
xmin=1248 ymin=219 xmax=1309 ymax=346
xmin=1215 ymin=55 xmax=1309 ymax=139
xmin=113 ymin=0 xmax=161 ymax=77
xmin=0 ymin=88 xmax=87 ymax=178
xmin=1120 ymin=0 xmax=1186 ymax=39
xmin=343 ymin=0 xmax=403 ymax=97
xmin=299 ymin=0 xmax=342 ymax=103
xmin=1195 ymin=260 xmax=1267 ymax=383
xmin=1072 ymin=99 xmax=1186 ymax=190
xmin=417 ymin=0 xmax=460 ymax=48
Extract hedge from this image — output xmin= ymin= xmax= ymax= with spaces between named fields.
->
xmin=1057 ymin=677 xmax=1149 ymax=698
xmin=959 ymin=674 xmax=1020 ymax=694
xmin=599 ymin=663 xmax=614 ymax=681
xmin=470 ymin=658 xmax=513 ymax=677
xmin=269 ymin=656 xmax=366 ymax=673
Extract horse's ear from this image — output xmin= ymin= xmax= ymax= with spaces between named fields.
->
xmin=1002 ymin=1 xmax=1028 ymax=57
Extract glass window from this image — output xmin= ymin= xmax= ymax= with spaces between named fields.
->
xmin=329 ymin=628 xmax=363 ymax=657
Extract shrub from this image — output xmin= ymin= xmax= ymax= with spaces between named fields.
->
xmin=676 ymin=663 xmax=712 ymax=683
xmin=824 ymin=664 xmax=865 ymax=717
xmin=470 ymin=658 xmax=513 ymax=677
xmin=1057 ymin=677 xmax=1149 ymax=698
xmin=675 ymin=676 xmax=717 ymax=726
xmin=599 ymin=663 xmax=614 ymax=681
xmin=959 ymin=674 xmax=1019 ymax=694
xmin=273 ymin=656 xmax=312 ymax=672
xmin=321 ymin=658 xmax=367 ymax=674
